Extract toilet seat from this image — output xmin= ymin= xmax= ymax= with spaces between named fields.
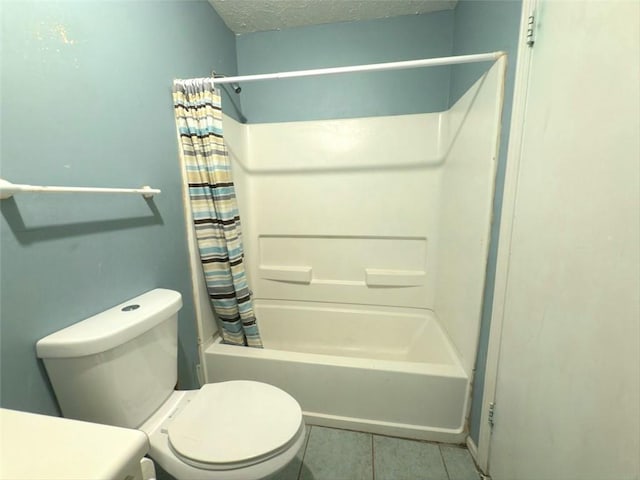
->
xmin=166 ymin=381 xmax=304 ymax=471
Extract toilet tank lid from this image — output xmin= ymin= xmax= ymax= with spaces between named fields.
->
xmin=36 ymin=289 xmax=182 ymax=359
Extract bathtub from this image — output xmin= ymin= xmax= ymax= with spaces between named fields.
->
xmin=203 ymin=300 xmax=469 ymax=443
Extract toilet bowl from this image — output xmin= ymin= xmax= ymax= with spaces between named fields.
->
xmin=139 ymin=381 xmax=305 ymax=480
xmin=140 ymin=383 xmax=306 ymax=480
xmin=36 ymin=289 xmax=305 ymax=480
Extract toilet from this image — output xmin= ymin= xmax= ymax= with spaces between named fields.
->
xmin=36 ymin=289 xmax=306 ymax=480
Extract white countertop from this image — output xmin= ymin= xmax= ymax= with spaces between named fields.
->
xmin=0 ymin=408 xmax=149 ymax=480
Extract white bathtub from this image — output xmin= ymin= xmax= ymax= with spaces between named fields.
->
xmin=203 ymin=300 xmax=469 ymax=443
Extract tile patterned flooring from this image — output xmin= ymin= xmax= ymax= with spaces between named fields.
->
xmin=267 ymin=425 xmax=480 ymax=480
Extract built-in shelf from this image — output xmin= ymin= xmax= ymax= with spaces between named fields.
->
xmin=259 ymin=265 xmax=313 ymax=284
xmin=365 ymin=268 xmax=426 ymax=287
xmin=258 ymin=265 xmax=426 ymax=288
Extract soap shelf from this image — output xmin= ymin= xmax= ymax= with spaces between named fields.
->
xmin=258 ymin=265 xmax=426 ymax=287
xmin=0 ymin=178 xmax=160 ymax=200
xmin=364 ymin=268 xmax=426 ymax=287
xmin=259 ymin=266 xmax=313 ymax=284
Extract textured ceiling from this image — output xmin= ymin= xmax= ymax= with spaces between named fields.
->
xmin=208 ymin=0 xmax=457 ymax=34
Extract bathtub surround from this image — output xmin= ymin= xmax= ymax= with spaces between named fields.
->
xmin=0 ymin=0 xmax=238 ymax=415
xmin=200 ymin=58 xmax=506 ymax=442
xmin=173 ymin=80 xmax=261 ymax=348
xmin=232 ymin=4 xmax=523 ymax=447
xmin=434 ymin=56 xmax=506 ymax=375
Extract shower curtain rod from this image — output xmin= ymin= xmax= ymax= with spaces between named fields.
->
xmin=210 ymin=51 xmax=504 ymax=85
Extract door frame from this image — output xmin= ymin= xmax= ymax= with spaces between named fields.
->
xmin=474 ymin=0 xmax=536 ymax=472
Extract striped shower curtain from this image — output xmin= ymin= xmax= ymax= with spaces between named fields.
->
xmin=173 ymin=78 xmax=262 ymax=348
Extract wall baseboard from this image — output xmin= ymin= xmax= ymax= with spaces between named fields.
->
xmin=466 ymin=435 xmax=491 ymax=479
xmin=466 ymin=435 xmax=478 ymax=459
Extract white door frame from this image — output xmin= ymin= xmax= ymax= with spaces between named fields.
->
xmin=475 ymin=0 xmax=536 ymax=472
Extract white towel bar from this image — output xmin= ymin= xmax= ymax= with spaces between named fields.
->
xmin=0 ymin=178 xmax=160 ymax=200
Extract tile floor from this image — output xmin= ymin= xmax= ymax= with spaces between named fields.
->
xmin=266 ymin=425 xmax=481 ymax=480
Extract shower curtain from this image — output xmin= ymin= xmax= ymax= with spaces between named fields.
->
xmin=173 ymin=78 xmax=262 ymax=348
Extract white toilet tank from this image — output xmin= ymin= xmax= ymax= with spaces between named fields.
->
xmin=36 ymin=289 xmax=182 ymax=429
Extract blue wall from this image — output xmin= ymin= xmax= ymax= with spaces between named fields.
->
xmin=450 ymin=0 xmax=523 ymax=445
xmin=235 ymin=11 xmax=455 ymax=123
xmin=0 ymin=0 xmax=237 ymax=415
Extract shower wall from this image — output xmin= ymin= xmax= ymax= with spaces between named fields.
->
xmin=435 ymin=59 xmax=505 ymax=373
xmin=198 ymin=60 xmax=505 ymax=375
xmin=229 ymin=112 xmax=443 ymax=313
